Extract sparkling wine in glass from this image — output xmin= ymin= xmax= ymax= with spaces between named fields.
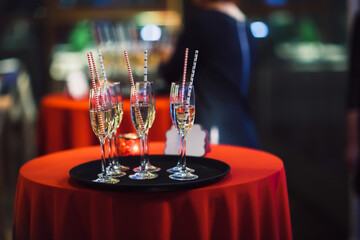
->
xmin=167 ymin=82 xmax=195 ymax=173
xmin=105 ymin=83 xmax=128 ymax=177
xmin=129 ymin=81 xmax=158 ymax=180
xmin=169 ymin=83 xmax=198 ymax=180
xmin=89 ymin=87 xmax=119 ymax=184
xmin=133 ymin=81 xmax=160 ymax=173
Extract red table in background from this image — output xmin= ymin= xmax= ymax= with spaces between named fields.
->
xmin=37 ymin=93 xmax=171 ymax=155
xmin=14 ymin=143 xmax=292 ymax=240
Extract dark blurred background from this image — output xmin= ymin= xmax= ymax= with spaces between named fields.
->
xmin=0 ymin=0 xmax=353 ymax=239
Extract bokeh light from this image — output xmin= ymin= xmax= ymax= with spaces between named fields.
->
xmin=250 ymin=21 xmax=269 ymax=38
xmin=140 ymin=24 xmax=162 ymax=41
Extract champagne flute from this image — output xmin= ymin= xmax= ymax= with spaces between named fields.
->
xmin=111 ymin=83 xmax=130 ymax=171
xmin=167 ymin=82 xmax=195 ymax=173
xmin=129 ymin=81 xmax=157 ymax=180
xmin=169 ymin=83 xmax=198 ymax=180
xmin=106 ymin=83 xmax=128 ymax=177
xmin=133 ymin=81 xmax=160 ymax=173
xmin=89 ymin=87 xmax=119 ymax=184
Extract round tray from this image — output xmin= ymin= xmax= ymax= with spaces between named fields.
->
xmin=69 ymin=155 xmax=230 ymax=192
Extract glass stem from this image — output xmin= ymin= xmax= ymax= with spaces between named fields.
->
xmin=144 ymin=132 xmax=149 ymax=165
xmin=176 ymin=132 xmax=182 ymax=167
xmin=108 ymin=137 xmax=114 ymax=168
xmin=100 ymin=139 xmax=107 ymax=178
xmin=111 ymin=132 xmax=118 ymax=165
xmin=180 ymin=133 xmax=187 ymax=171
xmin=140 ymin=135 xmax=147 ymax=172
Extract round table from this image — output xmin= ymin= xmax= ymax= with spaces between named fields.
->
xmin=36 ymin=93 xmax=172 ymax=155
xmin=14 ymin=143 xmax=292 ymax=240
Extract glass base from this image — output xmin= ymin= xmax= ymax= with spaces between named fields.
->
xmin=92 ymin=175 xmax=119 ymax=184
xmin=133 ymin=163 xmax=161 ymax=173
xmin=169 ymin=171 xmax=198 ymax=181
xmin=129 ymin=171 xmax=158 ymax=180
xmin=166 ymin=165 xmax=195 ymax=174
xmin=106 ymin=167 xmax=126 ymax=178
xmin=113 ymin=163 xmax=130 ymax=172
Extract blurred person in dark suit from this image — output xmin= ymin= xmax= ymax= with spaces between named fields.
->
xmin=346 ymin=11 xmax=360 ymax=240
xmin=347 ymin=11 xmax=360 ymax=193
xmin=159 ymin=0 xmax=259 ymax=148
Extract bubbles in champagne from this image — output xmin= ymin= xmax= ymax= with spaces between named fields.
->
xmin=90 ymin=108 xmax=112 ymax=139
xmin=174 ymin=104 xmax=195 ymax=136
xmin=131 ymin=103 xmax=155 ymax=134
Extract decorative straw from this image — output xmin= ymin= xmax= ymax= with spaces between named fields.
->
xmin=181 ymin=48 xmax=189 ymax=103
xmin=89 ymin=52 xmax=103 ymax=107
xmin=91 ymin=52 xmax=101 ymax=88
xmin=88 ymin=52 xmax=105 ymax=135
xmin=91 ymin=52 xmax=105 ymax=105
xmin=144 ymin=50 xmax=148 ymax=82
xmin=97 ymin=48 xmax=108 ymax=85
xmin=87 ymin=53 xmax=96 ymax=89
xmin=124 ymin=50 xmax=145 ymax=130
xmin=186 ymin=50 xmax=199 ymax=104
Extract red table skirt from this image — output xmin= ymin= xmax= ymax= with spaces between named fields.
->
xmin=36 ymin=93 xmax=172 ymax=155
xmin=14 ymin=143 xmax=292 ymax=240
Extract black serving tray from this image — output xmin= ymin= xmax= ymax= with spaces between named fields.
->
xmin=69 ymin=155 xmax=230 ymax=192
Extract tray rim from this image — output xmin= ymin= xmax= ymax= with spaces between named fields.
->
xmin=69 ymin=155 xmax=231 ymax=192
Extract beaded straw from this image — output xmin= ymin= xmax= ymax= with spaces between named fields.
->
xmin=97 ymin=49 xmax=108 ymax=86
xmin=186 ymin=50 xmax=199 ymax=104
xmin=144 ymin=50 xmax=148 ymax=82
xmin=90 ymin=52 xmax=106 ymax=106
xmin=87 ymin=52 xmax=105 ymax=135
xmin=181 ymin=48 xmax=189 ymax=103
xmin=124 ymin=50 xmax=145 ymax=130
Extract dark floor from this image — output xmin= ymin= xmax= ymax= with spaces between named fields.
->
xmin=0 ymin=65 xmax=352 ymax=240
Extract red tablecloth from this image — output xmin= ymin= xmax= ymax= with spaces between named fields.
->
xmin=14 ymin=143 xmax=292 ymax=240
xmin=37 ymin=93 xmax=171 ymax=155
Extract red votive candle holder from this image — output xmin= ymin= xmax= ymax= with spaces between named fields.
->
xmin=117 ymin=133 xmax=140 ymax=156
